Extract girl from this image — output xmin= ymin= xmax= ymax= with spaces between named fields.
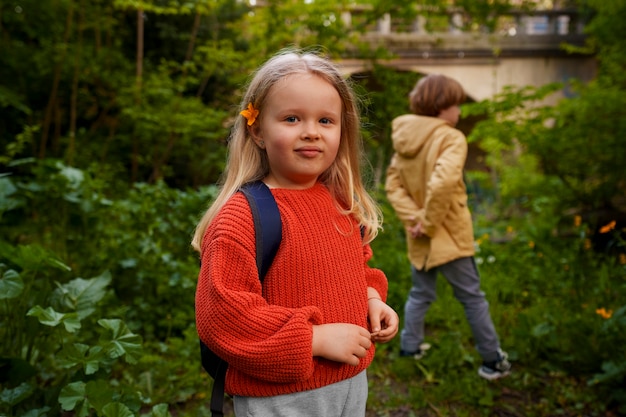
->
xmin=193 ymin=49 xmax=398 ymax=417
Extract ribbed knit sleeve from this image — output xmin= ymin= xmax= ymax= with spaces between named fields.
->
xmin=195 ymin=183 xmax=388 ymax=397
xmin=363 ymin=243 xmax=389 ymax=302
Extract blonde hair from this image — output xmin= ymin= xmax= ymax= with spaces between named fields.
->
xmin=409 ymin=74 xmax=466 ymax=116
xmin=191 ymin=49 xmax=381 ymax=252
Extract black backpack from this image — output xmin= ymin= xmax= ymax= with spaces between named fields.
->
xmin=198 ymin=181 xmax=282 ymax=417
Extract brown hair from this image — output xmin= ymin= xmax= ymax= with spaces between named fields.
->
xmin=409 ymin=74 xmax=466 ymax=116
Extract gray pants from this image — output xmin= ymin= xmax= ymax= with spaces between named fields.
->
xmin=233 ymin=371 xmax=368 ymax=417
xmin=401 ymin=257 xmax=501 ymax=362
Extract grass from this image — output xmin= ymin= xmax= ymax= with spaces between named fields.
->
xmin=363 ymin=226 xmax=626 ymax=417
xmin=367 ymin=348 xmax=608 ymax=417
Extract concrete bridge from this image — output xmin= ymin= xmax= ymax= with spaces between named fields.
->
xmin=336 ymin=7 xmax=597 ymax=103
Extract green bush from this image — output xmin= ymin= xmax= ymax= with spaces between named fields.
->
xmin=369 ymin=190 xmax=626 ymax=416
xmin=0 ymin=160 xmax=214 ymax=415
xmin=2 ymin=160 xmax=626 ymax=416
xmin=0 ymin=245 xmax=153 ymax=416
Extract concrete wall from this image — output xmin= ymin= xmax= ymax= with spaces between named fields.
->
xmin=404 ymin=56 xmax=597 ymax=103
xmin=337 ymin=55 xmax=597 ymax=103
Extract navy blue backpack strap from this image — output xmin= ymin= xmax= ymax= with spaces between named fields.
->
xmin=240 ymin=181 xmax=282 ymax=282
xmin=209 ymin=365 xmax=227 ymax=417
xmin=203 ymin=180 xmax=281 ymax=417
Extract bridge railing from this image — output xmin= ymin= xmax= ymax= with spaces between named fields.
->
xmin=340 ymin=6 xmax=588 ymax=58
xmin=341 ymin=7 xmax=586 ymax=37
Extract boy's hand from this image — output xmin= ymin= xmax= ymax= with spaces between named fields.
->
xmin=312 ymin=323 xmax=372 ymax=366
xmin=407 ymin=220 xmax=424 ymax=238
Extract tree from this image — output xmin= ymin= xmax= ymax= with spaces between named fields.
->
xmin=463 ymin=0 xmax=626 ymax=240
xmin=2 ymin=0 xmax=548 ymax=187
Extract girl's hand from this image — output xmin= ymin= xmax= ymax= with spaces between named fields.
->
xmin=312 ymin=323 xmax=372 ymax=366
xmin=367 ymin=298 xmax=399 ymax=343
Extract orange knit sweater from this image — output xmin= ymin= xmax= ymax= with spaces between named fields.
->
xmin=195 ymin=182 xmax=388 ymax=397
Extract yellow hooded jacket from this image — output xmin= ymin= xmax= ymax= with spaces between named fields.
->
xmin=385 ymin=114 xmax=475 ymax=271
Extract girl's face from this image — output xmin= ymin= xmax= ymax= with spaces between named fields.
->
xmin=252 ymin=73 xmax=342 ymax=189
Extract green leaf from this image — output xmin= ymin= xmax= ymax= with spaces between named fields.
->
xmin=589 ymin=360 xmax=626 ymax=385
xmin=98 ymin=319 xmax=143 ymax=364
xmin=0 ymin=382 xmax=35 ymax=406
xmin=59 ymin=164 xmax=85 ymax=189
xmin=52 ymin=271 xmax=112 ymax=319
xmin=57 ymin=343 xmax=103 ymax=374
xmin=59 ymin=381 xmax=86 ymax=411
xmin=26 ymin=306 xmax=81 ymax=332
xmin=531 ymin=321 xmax=554 ymax=338
xmin=48 ymin=258 xmax=73 ymax=272
xmin=58 ymin=312 xmax=81 ymax=332
xmin=85 ymin=346 xmax=105 ymax=375
xmin=85 ymin=380 xmax=117 ymax=413
xmin=0 ymin=243 xmax=71 ymax=273
xmin=26 ymin=305 xmax=64 ymax=326
xmin=0 ymin=268 xmax=23 ymax=299
xmin=151 ymin=404 xmax=171 ymax=417
xmin=0 ymin=177 xmax=21 ymax=212
xmin=102 ymin=402 xmax=135 ymax=417
xmin=22 ymin=407 xmax=51 ymax=417
xmin=58 ymin=343 xmax=89 ymax=365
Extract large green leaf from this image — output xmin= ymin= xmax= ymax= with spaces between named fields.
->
xmin=59 ymin=381 xmax=87 ymax=411
xmin=102 ymin=402 xmax=134 ymax=417
xmin=57 ymin=343 xmax=104 ymax=375
xmin=59 ymin=380 xmax=121 ymax=415
xmin=0 ymin=382 xmax=35 ymax=407
xmin=98 ymin=319 xmax=143 ymax=364
xmin=0 ymin=176 xmax=22 ymax=213
xmin=0 ymin=267 xmax=23 ymax=299
xmin=26 ymin=306 xmax=81 ymax=333
xmin=85 ymin=380 xmax=117 ymax=414
xmin=21 ymin=407 xmax=51 ymax=417
xmin=150 ymin=404 xmax=172 ymax=417
xmin=0 ymin=243 xmax=71 ymax=273
xmin=51 ymin=271 xmax=112 ymax=319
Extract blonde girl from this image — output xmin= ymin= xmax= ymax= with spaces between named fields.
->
xmin=194 ymin=49 xmax=398 ymax=417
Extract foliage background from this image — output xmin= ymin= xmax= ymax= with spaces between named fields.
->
xmin=1 ymin=0 xmax=625 ymax=416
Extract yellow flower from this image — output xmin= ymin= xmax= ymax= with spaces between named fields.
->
xmin=240 ymin=102 xmax=259 ymax=126
xmin=506 ymin=226 xmax=514 ymax=234
xmin=599 ymin=220 xmax=616 ymax=234
xmin=595 ymin=308 xmax=613 ymax=319
xmin=574 ymin=215 xmax=581 ymax=227
xmin=528 ymin=241 xmax=535 ymax=249
xmin=620 ymin=253 xmax=626 ymax=265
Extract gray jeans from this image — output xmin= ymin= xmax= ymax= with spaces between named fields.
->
xmin=401 ymin=257 xmax=501 ymax=362
xmin=233 ymin=371 xmax=368 ymax=417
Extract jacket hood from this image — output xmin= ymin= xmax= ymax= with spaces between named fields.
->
xmin=391 ymin=114 xmax=450 ymax=158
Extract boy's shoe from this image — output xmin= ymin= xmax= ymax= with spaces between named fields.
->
xmin=400 ymin=343 xmax=432 ymax=360
xmin=478 ymin=349 xmax=511 ymax=380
